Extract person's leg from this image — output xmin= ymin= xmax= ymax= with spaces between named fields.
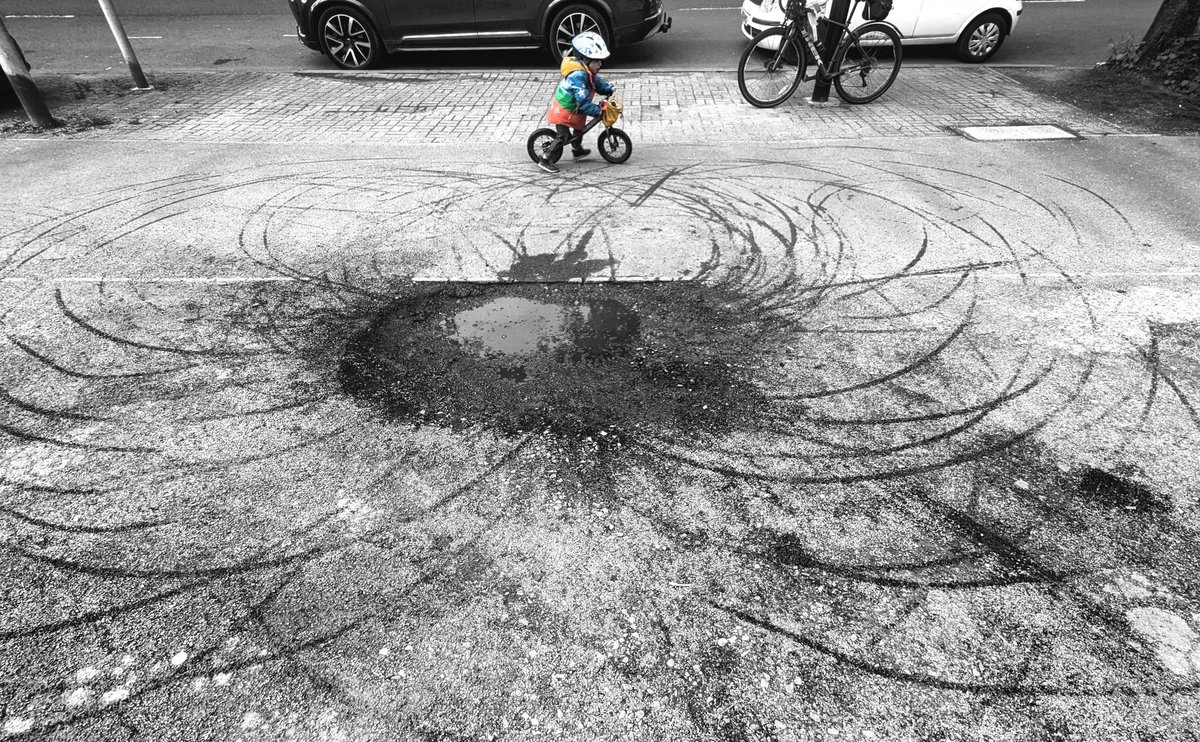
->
xmin=550 ymin=124 xmax=572 ymax=159
xmin=539 ymin=124 xmax=570 ymax=172
xmin=571 ymin=128 xmax=590 ymax=158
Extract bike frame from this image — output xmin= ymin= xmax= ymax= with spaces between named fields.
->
xmin=554 ymin=95 xmax=619 ymax=148
xmin=780 ymin=0 xmax=873 ymax=83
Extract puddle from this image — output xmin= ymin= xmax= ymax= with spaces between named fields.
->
xmin=447 ymin=297 xmax=638 ymax=365
xmin=338 ymin=283 xmax=766 ymax=446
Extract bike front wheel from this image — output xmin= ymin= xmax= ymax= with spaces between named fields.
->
xmin=832 ymin=22 xmax=902 ymax=104
xmin=598 ymin=128 xmax=632 ymax=164
xmin=737 ymin=27 xmax=807 ymax=108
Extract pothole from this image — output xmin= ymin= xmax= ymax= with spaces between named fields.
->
xmin=338 ymin=282 xmax=769 ymax=448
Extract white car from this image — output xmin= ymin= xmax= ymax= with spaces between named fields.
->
xmin=740 ymin=0 xmax=1023 ymax=62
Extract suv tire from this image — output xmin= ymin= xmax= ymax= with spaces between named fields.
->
xmin=319 ymin=6 xmax=383 ymax=70
xmin=548 ymin=5 xmax=609 ymax=63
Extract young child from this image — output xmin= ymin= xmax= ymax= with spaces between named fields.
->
xmin=538 ymin=31 xmax=615 ymax=174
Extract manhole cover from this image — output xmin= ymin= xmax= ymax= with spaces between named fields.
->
xmin=957 ymin=124 xmax=1079 ymax=141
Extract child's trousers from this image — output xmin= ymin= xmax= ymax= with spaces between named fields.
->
xmin=552 ymin=124 xmax=586 ymax=158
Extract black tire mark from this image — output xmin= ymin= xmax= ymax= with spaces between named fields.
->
xmin=719 ymin=605 xmax=1196 ymax=698
xmin=55 ymin=288 xmax=246 ymax=358
xmin=0 ymin=505 xmax=169 ymax=536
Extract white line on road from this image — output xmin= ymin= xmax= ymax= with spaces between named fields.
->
xmin=128 ymin=36 xmax=163 ymax=40
xmin=4 ymin=14 xmax=75 ymax=18
xmin=0 ymin=277 xmax=301 ymax=284
xmin=5 ymin=272 xmax=1200 ymax=285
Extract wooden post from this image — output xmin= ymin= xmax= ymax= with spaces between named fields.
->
xmin=0 ymin=18 xmax=56 ymax=128
xmin=96 ymin=0 xmax=151 ymax=89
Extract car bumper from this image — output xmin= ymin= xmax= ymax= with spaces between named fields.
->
xmin=740 ymin=9 xmax=782 ymax=48
xmin=297 ymin=24 xmax=320 ymax=50
xmin=615 ymin=6 xmax=672 ymax=45
xmin=287 ymin=0 xmax=321 ymax=49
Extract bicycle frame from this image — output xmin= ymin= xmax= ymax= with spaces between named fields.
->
xmin=554 ymin=96 xmax=619 ymax=147
xmin=739 ymin=0 xmax=902 ymax=107
xmin=779 ymin=0 xmax=863 ymax=83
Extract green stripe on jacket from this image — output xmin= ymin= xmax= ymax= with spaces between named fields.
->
xmin=554 ymin=87 xmax=577 ymax=112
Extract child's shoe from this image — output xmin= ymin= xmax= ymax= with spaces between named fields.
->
xmin=572 ymin=148 xmax=591 ymax=160
xmin=538 ymin=158 xmax=560 ymax=174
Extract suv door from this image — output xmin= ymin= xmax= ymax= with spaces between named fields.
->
xmin=383 ymin=0 xmax=477 ymax=46
xmin=473 ymin=0 xmax=542 ymax=41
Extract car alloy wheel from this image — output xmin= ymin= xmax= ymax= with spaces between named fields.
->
xmin=551 ymin=5 xmax=606 ymax=61
xmin=321 ymin=10 xmax=377 ymax=69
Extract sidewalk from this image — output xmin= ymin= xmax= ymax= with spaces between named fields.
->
xmin=1 ymin=65 xmax=1132 ymax=144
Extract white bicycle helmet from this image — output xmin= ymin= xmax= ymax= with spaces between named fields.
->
xmin=571 ymin=31 xmax=610 ymax=60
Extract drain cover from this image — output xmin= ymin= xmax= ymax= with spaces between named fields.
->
xmin=958 ymin=124 xmax=1079 ymax=141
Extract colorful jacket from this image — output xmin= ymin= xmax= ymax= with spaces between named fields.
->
xmin=546 ymin=56 xmax=614 ymax=129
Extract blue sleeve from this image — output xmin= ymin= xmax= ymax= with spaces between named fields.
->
xmin=594 ymin=74 xmax=614 ymax=96
xmin=566 ymin=70 xmax=604 ymax=116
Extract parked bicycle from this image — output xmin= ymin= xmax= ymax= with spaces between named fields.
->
xmin=737 ymin=0 xmax=902 ymax=107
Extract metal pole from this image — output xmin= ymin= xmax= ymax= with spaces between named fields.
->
xmin=811 ymin=0 xmax=850 ymax=103
xmin=95 ymin=0 xmax=151 ymax=89
xmin=0 ymin=18 xmax=56 ymax=128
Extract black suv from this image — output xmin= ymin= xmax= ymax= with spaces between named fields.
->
xmin=287 ymin=0 xmax=671 ymax=69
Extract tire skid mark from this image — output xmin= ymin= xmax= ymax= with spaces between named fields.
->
xmin=720 ymin=605 xmax=1198 ymax=698
xmin=0 ymin=505 xmax=170 ymax=535
xmin=54 ymin=288 xmax=248 ymax=358
xmin=6 ymin=335 xmax=196 ymax=379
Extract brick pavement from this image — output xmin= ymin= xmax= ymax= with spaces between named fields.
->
xmin=1 ymin=66 xmax=1130 ymax=143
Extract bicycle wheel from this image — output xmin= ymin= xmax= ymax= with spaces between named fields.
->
xmin=832 ymin=22 xmax=902 ymax=104
xmin=527 ymin=128 xmax=562 ymax=164
xmin=597 ymin=128 xmax=632 ymax=164
xmin=737 ymin=27 xmax=806 ymax=108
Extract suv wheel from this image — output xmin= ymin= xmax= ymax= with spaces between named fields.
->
xmin=319 ymin=7 xmax=382 ymax=70
xmin=548 ymin=4 xmax=609 ymax=62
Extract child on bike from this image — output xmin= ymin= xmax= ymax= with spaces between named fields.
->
xmin=538 ymin=31 xmax=616 ymax=174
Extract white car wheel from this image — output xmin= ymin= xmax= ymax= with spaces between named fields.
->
xmin=957 ymin=12 xmax=1007 ymax=63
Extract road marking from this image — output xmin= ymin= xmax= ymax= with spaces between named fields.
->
xmin=4 ymin=14 xmax=75 ymax=18
xmin=0 ymin=277 xmax=301 ymax=284
xmin=6 ymin=272 xmax=1200 ymax=285
xmin=128 ymin=36 xmax=163 ymax=40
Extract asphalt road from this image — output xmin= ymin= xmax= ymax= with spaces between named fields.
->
xmin=1 ymin=0 xmax=1163 ymax=73
xmin=2 ymin=108 xmax=1199 ymax=741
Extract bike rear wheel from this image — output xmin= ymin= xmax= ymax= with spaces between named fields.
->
xmin=527 ymin=128 xmax=562 ymax=164
xmin=737 ymin=27 xmax=807 ymax=108
xmin=832 ymin=22 xmax=902 ymax=104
